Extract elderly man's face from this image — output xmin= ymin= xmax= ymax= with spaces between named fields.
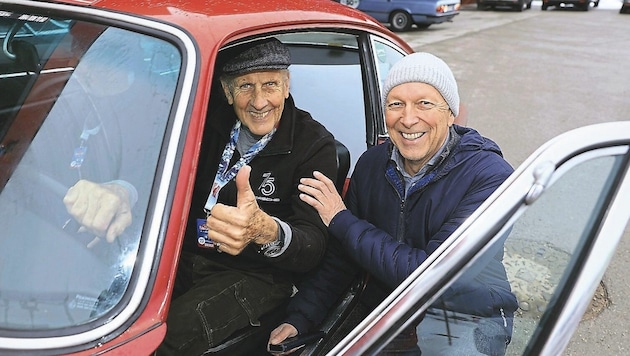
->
xmin=222 ymin=70 xmax=290 ymax=136
xmin=385 ymin=82 xmax=455 ymax=175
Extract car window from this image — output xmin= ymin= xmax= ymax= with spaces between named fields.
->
xmin=0 ymin=15 xmax=180 ymax=332
xmin=372 ymin=38 xmax=406 ymax=101
xmin=414 ymin=149 xmax=627 ymax=355
xmin=277 ymin=32 xmax=366 ymax=175
xmin=371 ymin=38 xmax=405 ymax=138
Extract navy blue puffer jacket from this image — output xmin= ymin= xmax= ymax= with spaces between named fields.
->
xmin=285 ymin=125 xmax=518 ymax=333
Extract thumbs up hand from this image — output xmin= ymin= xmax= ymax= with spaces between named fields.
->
xmin=206 ymin=165 xmax=279 ymax=255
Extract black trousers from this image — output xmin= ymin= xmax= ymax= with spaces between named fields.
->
xmin=156 ymin=251 xmax=293 ymax=356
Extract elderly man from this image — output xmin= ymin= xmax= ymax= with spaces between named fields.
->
xmin=269 ymin=52 xmax=518 ymax=355
xmin=157 ymin=37 xmax=337 ymax=355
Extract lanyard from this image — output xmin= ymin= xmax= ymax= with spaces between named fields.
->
xmin=69 ymin=124 xmax=101 ymax=171
xmin=204 ymin=120 xmax=276 ymax=214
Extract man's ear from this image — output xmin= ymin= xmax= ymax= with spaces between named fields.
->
xmin=220 ymin=80 xmax=233 ymax=105
xmin=447 ymin=110 xmax=456 ymax=127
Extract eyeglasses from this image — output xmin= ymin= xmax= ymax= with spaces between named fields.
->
xmin=385 ymin=99 xmax=449 ymax=113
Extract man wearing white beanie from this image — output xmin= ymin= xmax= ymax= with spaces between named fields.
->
xmin=270 ymin=52 xmax=517 ymax=355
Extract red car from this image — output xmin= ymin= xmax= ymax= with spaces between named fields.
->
xmin=2 ymin=1 xmax=630 ymax=355
xmin=0 ymin=0 xmax=413 ymax=354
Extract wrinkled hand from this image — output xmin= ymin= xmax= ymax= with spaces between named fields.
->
xmin=298 ymin=171 xmax=346 ymax=226
xmin=207 ymin=165 xmax=278 ymax=255
xmin=268 ymin=323 xmax=299 ymax=355
xmin=63 ymin=179 xmax=132 ymax=243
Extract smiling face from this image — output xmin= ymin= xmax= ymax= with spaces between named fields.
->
xmin=221 ymin=70 xmax=290 ymax=136
xmin=385 ymin=82 xmax=455 ymax=175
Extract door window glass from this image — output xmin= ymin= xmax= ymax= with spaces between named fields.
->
xmin=386 ymin=148 xmax=628 ymax=355
xmin=0 ymin=14 xmax=180 ymax=332
xmin=372 ymin=39 xmax=405 ymax=136
xmin=278 ymin=32 xmax=366 ymax=174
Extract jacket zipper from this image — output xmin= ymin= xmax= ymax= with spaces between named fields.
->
xmin=397 ymin=197 xmax=406 ymax=242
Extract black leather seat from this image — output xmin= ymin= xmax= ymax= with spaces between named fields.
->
xmin=334 ymin=139 xmax=350 ymax=195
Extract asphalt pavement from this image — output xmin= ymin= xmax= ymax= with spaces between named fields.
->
xmin=398 ymin=0 xmax=624 ymax=48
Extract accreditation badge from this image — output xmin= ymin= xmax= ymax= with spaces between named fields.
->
xmin=196 ymin=218 xmax=215 ymax=249
xmin=70 ymin=145 xmax=87 ymax=168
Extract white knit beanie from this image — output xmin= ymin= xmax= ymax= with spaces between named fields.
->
xmin=382 ymin=52 xmax=459 ymax=117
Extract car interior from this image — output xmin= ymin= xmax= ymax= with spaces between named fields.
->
xmin=200 ymin=33 xmax=370 ymax=355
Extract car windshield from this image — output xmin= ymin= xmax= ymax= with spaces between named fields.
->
xmin=0 ymin=12 xmax=180 ymax=332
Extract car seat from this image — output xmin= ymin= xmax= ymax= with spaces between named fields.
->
xmin=334 ymin=139 xmax=350 ymax=195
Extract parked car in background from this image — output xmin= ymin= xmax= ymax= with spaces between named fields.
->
xmin=477 ymin=0 xmax=533 ymax=11
xmin=1 ymin=1 xmax=629 ymax=355
xmin=541 ymin=0 xmax=598 ymax=10
xmin=336 ymin=0 xmax=460 ymax=32
xmin=621 ymin=0 xmax=630 ymax=13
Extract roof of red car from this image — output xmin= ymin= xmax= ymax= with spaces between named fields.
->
xmin=50 ymin=0 xmax=395 ymax=46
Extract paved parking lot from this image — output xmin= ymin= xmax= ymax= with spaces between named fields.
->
xmin=397 ymin=0 xmax=625 ymax=48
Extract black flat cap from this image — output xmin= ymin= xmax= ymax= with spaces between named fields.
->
xmin=222 ymin=37 xmax=291 ymax=77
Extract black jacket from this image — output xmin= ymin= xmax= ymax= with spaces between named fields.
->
xmin=183 ymin=95 xmax=337 ymax=281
